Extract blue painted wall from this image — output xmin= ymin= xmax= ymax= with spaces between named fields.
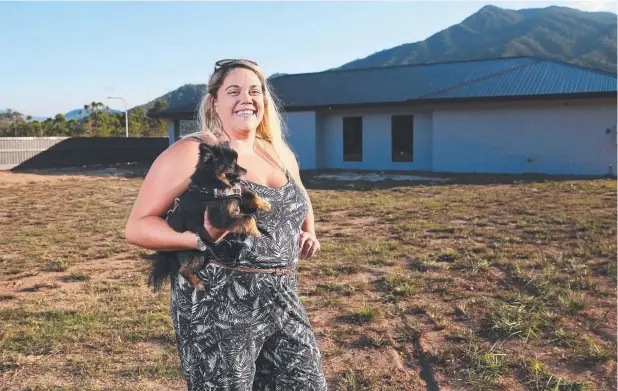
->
xmin=284 ymin=111 xmax=317 ymax=170
xmin=432 ymin=99 xmax=617 ymax=175
xmin=284 ymin=98 xmax=617 ymax=175
xmin=317 ymin=108 xmax=433 ymax=171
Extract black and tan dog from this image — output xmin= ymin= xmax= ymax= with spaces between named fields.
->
xmin=146 ymin=141 xmax=271 ymax=292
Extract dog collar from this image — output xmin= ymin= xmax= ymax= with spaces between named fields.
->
xmin=189 ymin=183 xmax=242 ymax=201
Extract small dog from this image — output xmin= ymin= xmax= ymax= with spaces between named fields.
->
xmin=146 ymin=141 xmax=271 ymax=292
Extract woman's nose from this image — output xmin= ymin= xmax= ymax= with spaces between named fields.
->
xmin=240 ymin=89 xmax=253 ymax=101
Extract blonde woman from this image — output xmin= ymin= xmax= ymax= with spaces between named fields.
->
xmin=125 ymin=59 xmax=327 ymax=390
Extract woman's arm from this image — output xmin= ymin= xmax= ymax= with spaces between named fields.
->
xmin=124 ymin=138 xmax=228 ymax=251
xmin=300 ymin=187 xmax=316 ymax=236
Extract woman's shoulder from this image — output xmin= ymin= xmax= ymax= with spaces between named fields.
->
xmin=154 ymin=132 xmax=218 ymax=168
xmin=278 ymin=142 xmax=300 ymax=173
xmin=179 ymin=132 xmax=219 ymax=145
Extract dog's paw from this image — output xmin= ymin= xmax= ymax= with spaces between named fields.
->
xmin=256 ymin=198 xmax=271 ymax=212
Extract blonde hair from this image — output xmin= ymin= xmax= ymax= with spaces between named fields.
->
xmin=187 ymin=59 xmax=290 ymax=172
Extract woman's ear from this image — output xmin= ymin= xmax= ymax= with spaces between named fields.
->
xmin=208 ymin=95 xmax=217 ymax=110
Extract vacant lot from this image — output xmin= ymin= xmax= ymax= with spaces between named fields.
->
xmin=0 ymin=169 xmax=616 ymax=391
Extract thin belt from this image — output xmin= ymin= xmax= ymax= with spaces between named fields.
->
xmin=207 ymin=259 xmax=296 ymax=276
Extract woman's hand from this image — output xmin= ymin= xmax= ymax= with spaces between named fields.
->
xmin=299 ymin=231 xmax=320 ymax=260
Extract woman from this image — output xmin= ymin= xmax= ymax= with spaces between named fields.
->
xmin=125 ymin=59 xmax=328 ymax=390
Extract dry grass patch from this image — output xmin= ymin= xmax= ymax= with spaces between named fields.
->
xmin=1 ymin=171 xmax=616 ymax=390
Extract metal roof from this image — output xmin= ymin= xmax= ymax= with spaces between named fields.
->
xmin=151 ymin=56 xmax=617 ymax=118
xmin=424 ymin=59 xmax=618 ymax=99
xmin=270 ymin=57 xmax=538 ymax=107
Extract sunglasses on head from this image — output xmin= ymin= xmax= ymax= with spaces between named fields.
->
xmin=214 ymin=59 xmax=258 ymax=72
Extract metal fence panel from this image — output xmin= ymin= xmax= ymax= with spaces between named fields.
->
xmin=0 ymin=137 xmax=169 ymax=170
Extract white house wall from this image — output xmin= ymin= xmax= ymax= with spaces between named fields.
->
xmin=432 ymin=99 xmax=617 ymax=175
xmin=318 ymin=108 xmax=433 ymax=171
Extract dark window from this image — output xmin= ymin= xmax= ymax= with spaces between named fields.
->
xmin=343 ymin=117 xmax=362 ymax=161
xmin=391 ymin=115 xmax=414 ymax=162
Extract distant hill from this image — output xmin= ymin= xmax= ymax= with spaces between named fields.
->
xmin=64 ymin=107 xmax=121 ymax=120
xmin=131 ymin=84 xmax=205 ymax=114
xmin=338 ymin=5 xmax=617 ymax=73
xmin=1 ymin=109 xmax=48 ymax=122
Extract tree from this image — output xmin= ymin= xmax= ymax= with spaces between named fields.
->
xmin=50 ymin=114 xmax=68 ymax=136
xmin=1 ymin=100 xmax=174 ymax=137
xmin=145 ymin=100 xmax=169 ymax=136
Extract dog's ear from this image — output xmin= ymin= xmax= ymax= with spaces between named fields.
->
xmin=198 ymin=143 xmax=214 ymax=164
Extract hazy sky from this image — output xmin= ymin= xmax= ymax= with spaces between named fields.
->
xmin=1 ymin=0 xmax=616 ymax=117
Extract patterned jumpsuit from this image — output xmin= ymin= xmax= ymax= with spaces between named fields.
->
xmin=169 ymin=137 xmax=328 ymax=391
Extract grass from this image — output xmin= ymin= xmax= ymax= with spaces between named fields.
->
xmin=346 ymin=305 xmax=382 ymax=324
xmin=520 ymin=358 xmax=594 ymax=391
xmin=336 ymin=368 xmax=376 ymax=391
xmin=381 ymin=272 xmax=420 ymax=301
xmin=1 ymin=171 xmax=616 ymax=391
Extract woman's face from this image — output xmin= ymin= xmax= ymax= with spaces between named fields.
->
xmin=214 ymin=67 xmax=265 ymax=135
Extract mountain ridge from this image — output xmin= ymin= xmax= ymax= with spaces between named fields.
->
xmin=337 ymin=5 xmax=617 ymax=72
xmin=137 ymin=5 xmax=616 ymax=114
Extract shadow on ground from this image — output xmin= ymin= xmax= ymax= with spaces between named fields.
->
xmin=301 ymin=169 xmax=615 ymax=190
xmin=7 ymin=162 xmax=152 ymax=179
xmin=5 ymin=164 xmax=615 ymax=189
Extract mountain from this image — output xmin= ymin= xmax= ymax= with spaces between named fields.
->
xmin=64 ymin=107 xmax=121 ymax=120
xmin=338 ymin=5 xmax=617 ymax=73
xmin=131 ymin=83 xmax=205 ymax=114
xmin=136 ymin=5 xmax=616 ymax=113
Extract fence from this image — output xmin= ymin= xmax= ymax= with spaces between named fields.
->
xmin=0 ymin=137 xmax=169 ymax=170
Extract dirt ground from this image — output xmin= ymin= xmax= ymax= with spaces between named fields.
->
xmin=1 ymin=166 xmax=616 ymax=391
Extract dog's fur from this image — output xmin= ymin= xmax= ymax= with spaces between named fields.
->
xmin=146 ymin=141 xmax=271 ymax=292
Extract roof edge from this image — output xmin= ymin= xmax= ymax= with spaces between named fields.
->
xmin=148 ymin=91 xmax=616 ymax=118
xmin=282 ymin=91 xmax=617 ymax=112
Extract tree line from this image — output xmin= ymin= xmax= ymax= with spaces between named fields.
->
xmin=0 ymin=101 xmax=169 ymax=137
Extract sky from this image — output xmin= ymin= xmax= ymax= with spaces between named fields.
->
xmin=1 ymin=0 xmax=616 ymax=118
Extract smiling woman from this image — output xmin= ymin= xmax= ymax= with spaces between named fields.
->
xmin=124 ymin=59 xmax=327 ymax=391
xmin=215 ymin=72 xmax=264 ymax=133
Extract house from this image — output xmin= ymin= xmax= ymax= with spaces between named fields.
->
xmin=152 ymin=57 xmax=617 ymax=176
